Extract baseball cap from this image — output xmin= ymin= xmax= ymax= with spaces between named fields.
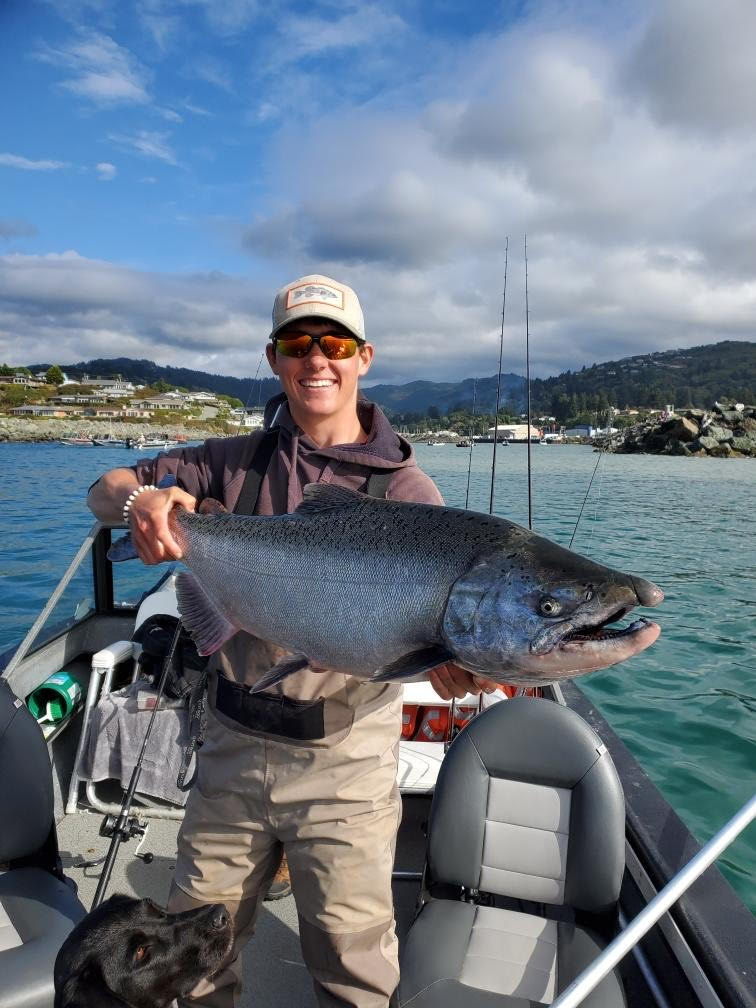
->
xmin=271 ymin=274 xmax=365 ymax=342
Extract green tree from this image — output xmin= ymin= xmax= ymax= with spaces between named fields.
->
xmin=46 ymin=365 xmax=64 ymax=385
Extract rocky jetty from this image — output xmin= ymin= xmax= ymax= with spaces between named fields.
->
xmin=596 ymin=402 xmax=756 ymax=457
xmin=0 ymin=417 xmax=222 ymax=444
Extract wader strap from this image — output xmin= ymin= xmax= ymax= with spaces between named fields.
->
xmin=365 ymin=470 xmax=392 ymax=499
xmin=234 ymin=428 xmax=280 ymax=515
xmin=177 ymin=674 xmax=207 ymax=791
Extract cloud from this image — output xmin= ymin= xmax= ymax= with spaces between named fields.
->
xmin=95 ymin=162 xmax=117 ymax=180
xmin=624 ymin=0 xmax=756 ymax=134
xmin=0 ymin=153 xmax=67 ymax=171
xmin=0 ymin=252 xmax=271 ymax=378
xmin=35 ymin=31 xmax=150 ymax=106
xmin=0 ymin=219 xmax=38 ymax=240
xmin=269 ymin=3 xmax=407 ymax=66
xmin=108 ymin=130 xmax=178 ymax=165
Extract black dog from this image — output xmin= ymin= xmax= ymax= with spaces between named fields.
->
xmin=54 ymin=894 xmax=233 ymax=1007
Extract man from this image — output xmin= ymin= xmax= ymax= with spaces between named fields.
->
xmin=87 ymin=274 xmax=497 ymax=1008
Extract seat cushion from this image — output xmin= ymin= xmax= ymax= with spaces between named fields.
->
xmin=399 ymin=899 xmax=626 ymax=1008
xmin=0 ymin=867 xmax=87 ymax=1008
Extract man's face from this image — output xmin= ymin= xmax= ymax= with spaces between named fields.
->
xmin=266 ymin=317 xmax=374 ymax=425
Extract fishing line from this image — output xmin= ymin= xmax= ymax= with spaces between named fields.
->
xmin=244 ymin=350 xmax=267 ymax=411
xmin=568 ymin=446 xmax=605 ymax=550
xmin=489 ymin=237 xmax=508 ymax=516
xmin=464 ymin=378 xmax=477 ymax=509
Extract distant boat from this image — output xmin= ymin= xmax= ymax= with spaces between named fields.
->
xmin=127 ymin=437 xmax=178 ymax=450
xmin=59 ymin=437 xmax=94 ymax=446
xmin=92 ymin=436 xmax=127 ymax=446
xmin=455 ymin=439 xmax=472 ymax=448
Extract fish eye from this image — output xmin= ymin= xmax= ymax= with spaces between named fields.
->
xmin=539 ymin=596 xmax=562 ymax=617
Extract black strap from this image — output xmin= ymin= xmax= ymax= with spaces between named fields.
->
xmin=365 ymin=470 xmax=392 ymax=498
xmin=234 ymin=428 xmax=280 ymax=515
xmin=234 ymin=426 xmax=393 ymax=515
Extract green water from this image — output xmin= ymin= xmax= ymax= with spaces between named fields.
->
xmin=415 ymin=442 xmax=755 ymax=911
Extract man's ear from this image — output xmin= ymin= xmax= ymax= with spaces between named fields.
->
xmin=55 ymin=967 xmax=129 ymax=1008
xmin=265 ymin=342 xmax=278 ymax=375
xmin=357 ymin=343 xmax=374 ymax=377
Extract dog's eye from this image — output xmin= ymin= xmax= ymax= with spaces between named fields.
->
xmin=134 ymin=945 xmax=148 ymax=963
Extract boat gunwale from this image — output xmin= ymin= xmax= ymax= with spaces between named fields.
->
xmin=560 ymin=681 xmax=756 ymax=1008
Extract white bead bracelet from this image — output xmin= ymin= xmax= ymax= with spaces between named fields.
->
xmin=122 ymin=484 xmax=158 ymax=524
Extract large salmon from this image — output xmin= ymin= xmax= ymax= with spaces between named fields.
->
xmin=143 ymin=483 xmax=663 ymax=691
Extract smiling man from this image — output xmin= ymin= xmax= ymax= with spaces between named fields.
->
xmin=88 ymin=274 xmax=497 ymax=1008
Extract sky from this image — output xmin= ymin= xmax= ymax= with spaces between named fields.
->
xmin=1 ymin=0 xmax=755 ymax=386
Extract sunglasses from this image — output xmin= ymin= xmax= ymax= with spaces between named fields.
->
xmin=273 ymin=331 xmax=363 ymax=360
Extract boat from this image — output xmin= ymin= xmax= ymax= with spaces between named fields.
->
xmin=1 ymin=521 xmax=754 ymax=1008
xmin=126 ymin=436 xmax=178 ymax=450
xmin=59 ymin=436 xmax=94 ymax=446
xmin=455 ymin=439 xmax=472 ymax=447
xmin=92 ymin=422 xmax=127 ymax=447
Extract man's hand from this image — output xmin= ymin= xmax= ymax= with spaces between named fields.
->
xmin=428 ymin=662 xmax=499 ymax=701
xmin=128 ymin=486 xmax=197 ymax=565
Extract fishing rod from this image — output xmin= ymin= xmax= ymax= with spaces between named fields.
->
xmin=524 ymin=234 xmax=533 ymax=530
xmin=489 ymin=237 xmax=508 ymax=516
xmin=90 ymin=619 xmax=183 ymax=908
xmin=464 ymin=378 xmax=477 ymax=510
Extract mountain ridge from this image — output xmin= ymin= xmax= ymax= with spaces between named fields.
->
xmin=24 ymin=339 xmax=754 ymax=418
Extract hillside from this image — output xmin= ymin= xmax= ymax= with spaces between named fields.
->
xmin=24 ymin=340 xmax=754 ymax=421
xmin=530 ymin=340 xmax=755 ymax=420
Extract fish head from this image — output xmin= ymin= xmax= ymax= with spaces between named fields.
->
xmin=442 ymin=533 xmax=663 ymax=685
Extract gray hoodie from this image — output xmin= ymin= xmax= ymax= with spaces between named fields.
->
xmin=132 ymin=398 xmax=443 ymax=745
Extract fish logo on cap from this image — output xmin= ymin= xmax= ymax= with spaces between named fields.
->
xmin=286 ymin=283 xmax=344 ymax=309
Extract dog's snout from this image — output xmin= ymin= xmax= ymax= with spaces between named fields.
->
xmin=211 ymin=907 xmax=229 ymax=930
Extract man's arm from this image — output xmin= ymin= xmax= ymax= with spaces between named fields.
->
xmin=87 ymin=467 xmax=197 ymax=565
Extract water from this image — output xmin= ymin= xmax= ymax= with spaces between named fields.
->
xmin=0 ymin=441 xmax=754 ymax=911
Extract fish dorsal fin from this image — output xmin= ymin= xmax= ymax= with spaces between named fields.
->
xmin=295 ymin=483 xmax=368 ymax=515
xmin=199 ymin=497 xmax=229 ymax=516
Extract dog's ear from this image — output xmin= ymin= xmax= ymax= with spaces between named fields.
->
xmin=55 ymin=966 xmax=130 ymax=1008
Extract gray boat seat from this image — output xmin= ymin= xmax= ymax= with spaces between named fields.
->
xmin=0 ymin=679 xmax=86 ymax=1008
xmin=398 ymin=697 xmax=627 ymax=1007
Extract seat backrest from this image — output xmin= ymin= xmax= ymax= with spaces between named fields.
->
xmin=0 ymin=679 xmax=55 ymax=863
xmin=427 ymin=697 xmax=624 ymax=914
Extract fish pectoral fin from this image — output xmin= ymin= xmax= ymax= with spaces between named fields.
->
xmin=175 ymin=572 xmax=236 ymax=656
xmin=371 ymin=646 xmax=454 ymax=683
xmin=249 ymin=654 xmax=311 ymax=694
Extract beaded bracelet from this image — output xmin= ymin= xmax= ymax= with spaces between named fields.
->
xmin=122 ymin=484 xmax=158 ymax=524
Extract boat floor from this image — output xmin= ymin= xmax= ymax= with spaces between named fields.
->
xmin=57 ymin=793 xmax=430 ymax=1008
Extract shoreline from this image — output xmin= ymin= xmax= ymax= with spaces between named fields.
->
xmin=0 ymin=417 xmax=227 ymax=444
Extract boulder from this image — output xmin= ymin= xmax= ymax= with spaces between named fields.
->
xmin=709 ymin=442 xmax=734 ymax=458
xmin=704 ymin=425 xmax=734 ymax=442
xmin=692 ymin=436 xmax=719 ymax=452
xmin=731 ymin=437 xmax=755 ymax=456
xmin=664 ymin=416 xmax=699 ymax=442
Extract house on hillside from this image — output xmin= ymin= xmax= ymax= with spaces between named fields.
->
xmin=10 ymin=405 xmax=80 ymax=417
xmin=140 ymin=394 xmax=185 ymax=411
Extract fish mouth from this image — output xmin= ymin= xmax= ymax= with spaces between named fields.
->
xmin=551 ymin=611 xmax=661 ymax=673
xmin=524 ymin=595 xmax=661 ymax=679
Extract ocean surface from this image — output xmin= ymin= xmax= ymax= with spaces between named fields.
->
xmin=0 ymin=440 xmax=754 ymax=911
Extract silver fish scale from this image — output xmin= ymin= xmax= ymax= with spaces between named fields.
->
xmin=174 ymin=499 xmax=514 ymax=671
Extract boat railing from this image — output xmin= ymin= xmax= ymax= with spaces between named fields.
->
xmin=551 ymin=793 xmax=756 ymax=1008
xmin=1 ymin=522 xmax=107 ymax=684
